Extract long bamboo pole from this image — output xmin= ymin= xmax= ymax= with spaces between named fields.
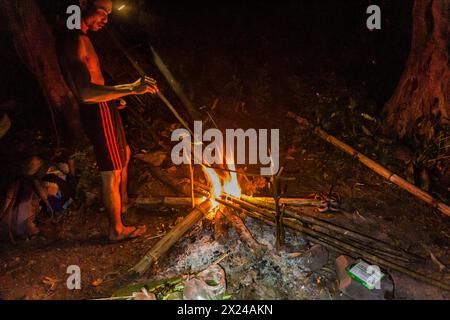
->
xmin=287 ymin=112 xmax=450 ymax=217
xmin=135 ymin=197 xmax=205 ymax=206
xmin=130 ymin=199 xmax=213 ymax=276
xmin=150 ymin=45 xmax=201 ymax=120
xmin=133 ymin=196 xmax=324 ymax=208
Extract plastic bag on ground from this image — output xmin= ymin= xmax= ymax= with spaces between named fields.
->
xmin=183 ymin=265 xmax=226 ymax=300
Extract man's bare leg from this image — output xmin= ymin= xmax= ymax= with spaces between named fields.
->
xmin=121 ymin=146 xmax=131 ymax=214
xmin=101 ymin=170 xmax=146 ymax=241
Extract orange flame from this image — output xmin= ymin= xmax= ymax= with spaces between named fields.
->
xmin=223 ymin=161 xmax=241 ymax=199
xmin=202 ymin=158 xmax=241 ymax=211
xmin=203 ymin=166 xmax=223 ymax=207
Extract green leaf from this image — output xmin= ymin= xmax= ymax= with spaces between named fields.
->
xmin=205 ymin=279 xmax=219 ymax=287
xmin=173 ymin=284 xmax=185 ymax=292
xmin=112 ymin=277 xmax=182 ymax=298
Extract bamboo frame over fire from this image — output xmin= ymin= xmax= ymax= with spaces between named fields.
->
xmin=218 ymin=193 xmax=450 ymax=292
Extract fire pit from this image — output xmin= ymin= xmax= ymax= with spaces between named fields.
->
xmin=127 ymin=157 xmax=450 ymax=298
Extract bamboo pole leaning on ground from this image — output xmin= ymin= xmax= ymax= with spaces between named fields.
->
xmin=287 ymin=112 xmax=450 ymax=217
xmin=130 ymin=199 xmax=213 ymax=276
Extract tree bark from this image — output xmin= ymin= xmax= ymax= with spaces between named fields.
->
xmin=384 ymin=0 xmax=449 ymax=140
xmin=1 ymin=0 xmax=86 ymax=148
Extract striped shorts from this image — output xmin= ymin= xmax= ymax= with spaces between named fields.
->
xmin=79 ymin=101 xmax=128 ymax=172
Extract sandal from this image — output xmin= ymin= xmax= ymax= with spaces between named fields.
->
xmin=109 ymin=225 xmax=147 ymax=243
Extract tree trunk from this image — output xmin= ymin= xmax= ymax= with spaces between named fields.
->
xmin=1 ymin=0 xmax=86 ymax=148
xmin=384 ymin=0 xmax=449 ymax=140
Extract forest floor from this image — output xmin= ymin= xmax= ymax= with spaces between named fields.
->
xmin=0 ymin=101 xmax=449 ymax=300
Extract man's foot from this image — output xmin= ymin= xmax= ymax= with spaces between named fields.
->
xmin=109 ymin=225 xmax=147 ymax=243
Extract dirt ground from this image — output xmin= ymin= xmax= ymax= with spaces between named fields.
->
xmin=0 ymin=106 xmax=449 ymax=300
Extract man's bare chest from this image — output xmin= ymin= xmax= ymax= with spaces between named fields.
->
xmin=83 ymin=38 xmax=104 ymax=84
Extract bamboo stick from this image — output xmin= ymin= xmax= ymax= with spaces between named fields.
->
xmin=218 ymin=198 xmax=450 ymax=291
xmin=221 ymin=201 xmax=348 ymax=256
xmin=135 ymin=197 xmax=205 ymax=206
xmin=189 ymin=163 xmax=195 ymax=208
xmin=214 ymin=207 xmax=229 ymax=245
xmin=249 ymin=197 xmax=325 ymax=207
xmin=284 ymin=218 xmax=450 ymax=292
xmin=130 ymin=199 xmax=213 ymax=276
xmin=287 ymin=112 xmax=450 ymax=217
xmin=308 ymin=224 xmax=413 ymax=264
xmin=204 ymin=164 xmax=296 ymax=180
xmin=240 ymin=195 xmax=423 ymax=262
xmin=133 ymin=196 xmax=325 ymax=209
xmin=150 ymin=46 xmax=201 ymax=121
xmin=224 ymin=195 xmax=419 ymax=264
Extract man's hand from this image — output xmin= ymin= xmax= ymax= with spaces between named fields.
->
xmin=132 ymin=76 xmax=159 ymax=95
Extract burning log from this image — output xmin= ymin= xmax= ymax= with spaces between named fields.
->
xmin=130 ymin=199 xmax=213 ymax=276
xmin=220 ymin=206 xmax=266 ymax=256
xmin=218 ymin=194 xmax=450 ymax=292
xmin=214 ymin=208 xmax=229 ymax=245
xmin=248 ymin=197 xmax=325 ymax=207
xmin=287 ymin=112 xmax=450 ymax=218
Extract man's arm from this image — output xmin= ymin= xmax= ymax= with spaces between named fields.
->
xmin=77 ymin=76 xmax=158 ymax=104
xmin=64 ymin=35 xmax=157 ymax=104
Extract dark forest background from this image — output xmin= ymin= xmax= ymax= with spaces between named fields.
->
xmin=0 ymin=0 xmax=413 ymax=124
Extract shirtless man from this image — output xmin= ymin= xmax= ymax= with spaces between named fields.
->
xmin=59 ymin=0 xmax=158 ymax=242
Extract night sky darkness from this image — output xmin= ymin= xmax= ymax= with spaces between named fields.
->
xmin=0 ymin=1 xmax=413 ymax=127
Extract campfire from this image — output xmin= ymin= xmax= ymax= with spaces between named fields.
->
xmin=130 ymin=156 xmax=450 ymax=293
xmin=203 ymin=161 xmax=241 ymax=207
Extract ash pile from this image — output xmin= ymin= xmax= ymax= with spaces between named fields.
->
xmin=149 ymin=215 xmax=334 ymax=300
